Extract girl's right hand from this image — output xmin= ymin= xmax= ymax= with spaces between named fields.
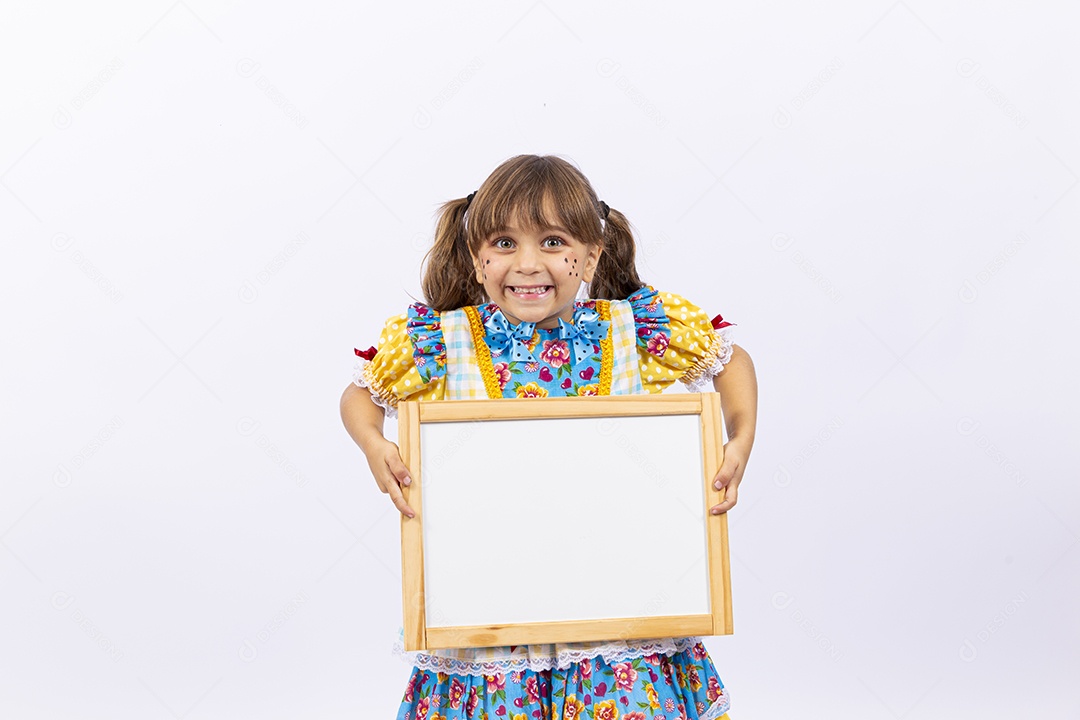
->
xmin=364 ymin=437 xmax=415 ymax=518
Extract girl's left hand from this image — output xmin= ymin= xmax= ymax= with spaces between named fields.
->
xmin=710 ymin=437 xmax=751 ymax=515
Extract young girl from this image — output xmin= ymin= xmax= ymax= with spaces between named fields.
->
xmin=340 ymin=155 xmax=758 ymax=720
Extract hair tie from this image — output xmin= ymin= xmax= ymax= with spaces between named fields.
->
xmin=465 ymin=191 xmax=476 ymax=207
xmin=599 ymin=200 xmax=610 ymax=220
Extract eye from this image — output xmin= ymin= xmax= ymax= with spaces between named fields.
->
xmin=493 ymin=237 xmax=515 ymax=249
xmin=542 ymin=236 xmax=566 ymax=248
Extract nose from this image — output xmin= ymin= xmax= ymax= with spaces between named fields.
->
xmin=511 ymin=242 xmax=543 ymax=274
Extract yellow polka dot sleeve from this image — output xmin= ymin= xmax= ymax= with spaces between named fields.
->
xmin=352 ymin=312 xmax=445 ymax=417
xmin=635 ymin=290 xmax=736 ymax=394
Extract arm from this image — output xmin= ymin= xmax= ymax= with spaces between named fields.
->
xmin=709 ymin=343 xmax=758 ymax=514
xmin=339 ymin=383 xmax=416 ymax=517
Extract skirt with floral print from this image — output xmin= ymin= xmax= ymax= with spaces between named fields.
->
xmin=397 ymin=641 xmax=730 ymax=720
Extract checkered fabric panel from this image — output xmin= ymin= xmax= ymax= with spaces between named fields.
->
xmin=441 ymin=308 xmax=488 ymax=401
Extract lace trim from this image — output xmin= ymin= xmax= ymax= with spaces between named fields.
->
xmin=681 ymin=325 xmax=735 ymax=392
xmin=702 ymin=690 xmax=732 ymax=719
xmin=392 ymin=636 xmax=705 ymax=675
xmin=352 ymin=356 xmax=399 ymax=419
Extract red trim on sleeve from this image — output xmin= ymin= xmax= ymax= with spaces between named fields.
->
xmin=711 ymin=314 xmax=732 ymax=330
xmin=354 ymin=346 xmax=377 ymax=361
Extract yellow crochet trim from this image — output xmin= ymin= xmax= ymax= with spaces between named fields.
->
xmin=680 ymin=328 xmax=725 ymax=388
xmin=597 ymin=300 xmax=613 ymax=396
xmin=463 ymin=305 xmax=503 ymax=399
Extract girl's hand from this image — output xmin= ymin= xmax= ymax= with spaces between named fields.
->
xmin=710 ymin=437 xmax=751 ymax=515
xmin=365 ymin=437 xmax=416 ymax=518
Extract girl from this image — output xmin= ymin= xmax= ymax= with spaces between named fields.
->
xmin=340 ymin=155 xmax=758 ymax=720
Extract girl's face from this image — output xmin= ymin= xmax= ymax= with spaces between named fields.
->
xmin=472 ymin=212 xmax=603 ymax=330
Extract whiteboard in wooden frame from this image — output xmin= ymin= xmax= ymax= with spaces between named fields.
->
xmin=398 ymin=394 xmax=731 ymax=652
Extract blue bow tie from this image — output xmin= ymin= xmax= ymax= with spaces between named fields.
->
xmin=484 ymin=309 xmax=538 ymax=363
xmin=558 ymin=309 xmax=611 ymax=364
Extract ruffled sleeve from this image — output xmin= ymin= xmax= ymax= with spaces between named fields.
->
xmin=352 ymin=302 xmax=446 ymax=417
xmin=628 ymin=286 xmax=737 ymax=393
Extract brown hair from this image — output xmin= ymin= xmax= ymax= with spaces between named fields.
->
xmin=420 ymin=155 xmax=645 ymax=310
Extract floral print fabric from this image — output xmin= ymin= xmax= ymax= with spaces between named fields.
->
xmin=399 ymin=641 xmax=729 ymax=720
xmin=356 ymin=286 xmax=733 ymax=408
xmin=407 ymin=303 xmax=448 ymax=384
xmin=399 ymin=289 xmax=679 ymax=400
xmin=627 ymin=286 xmax=671 ymax=358
xmin=481 ymin=302 xmax=605 ymax=398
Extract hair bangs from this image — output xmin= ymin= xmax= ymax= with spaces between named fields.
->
xmin=466 ymin=156 xmax=604 ymax=250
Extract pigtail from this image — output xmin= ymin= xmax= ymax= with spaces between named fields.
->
xmin=421 ymin=196 xmax=487 ymax=311
xmin=590 ymin=206 xmax=646 ymax=300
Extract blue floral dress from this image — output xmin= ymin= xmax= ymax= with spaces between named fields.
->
xmin=353 ymin=286 xmax=738 ymax=720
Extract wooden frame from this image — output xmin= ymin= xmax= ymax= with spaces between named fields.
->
xmin=398 ymin=394 xmax=732 ymax=652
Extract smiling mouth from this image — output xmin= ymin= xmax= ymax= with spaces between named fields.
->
xmin=507 ymin=285 xmax=553 ymax=296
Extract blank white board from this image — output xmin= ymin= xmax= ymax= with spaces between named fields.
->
xmin=420 ymin=414 xmax=711 ymax=628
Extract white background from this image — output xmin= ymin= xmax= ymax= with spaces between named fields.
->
xmin=2 ymin=1 xmax=1078 ymax=718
